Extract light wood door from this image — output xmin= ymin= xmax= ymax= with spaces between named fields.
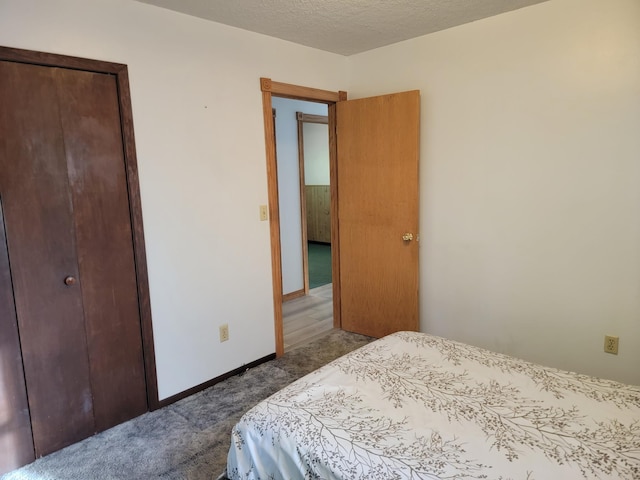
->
xmin=337 ymin=91 xmax=420 ymax=338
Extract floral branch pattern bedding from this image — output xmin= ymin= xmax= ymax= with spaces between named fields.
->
xmin=226 ymin=331 xmax=640 ymax=479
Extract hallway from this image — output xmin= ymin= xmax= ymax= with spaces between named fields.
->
xmin=283 ymin=283 xmax=333 ymax=351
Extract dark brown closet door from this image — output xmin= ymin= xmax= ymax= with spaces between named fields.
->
xmin=0 ymin=200 xmax=34 ymax=471
xmin=0 ymin=61 xmax=96 ymax=456
xmin=55 ymin=68 xmax=147 ymax=432
xmin=0 ymin=61 xmax=147 ymax=458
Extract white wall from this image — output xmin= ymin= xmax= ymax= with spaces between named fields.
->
xmin=303 ymin=123 xmax=330 ymax=185
xmin=272 ymin=98 xmax=327 ymax=295
xmin=0 ymin=0 xmax=347 ymax=399
xmin=348 ymin=0 xmax=640 ymax=385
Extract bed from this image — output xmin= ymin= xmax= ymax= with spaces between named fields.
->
xmin=226 ymin=331 xmax=640 ymax=479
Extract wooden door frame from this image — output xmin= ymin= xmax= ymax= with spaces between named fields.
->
xmin=297 ymin=112 xmax=329 ymax=296
xmin=0 ymin=46 xmax=159 ymax=410
xmin=260 ymin=78 xmax=346 ymax=356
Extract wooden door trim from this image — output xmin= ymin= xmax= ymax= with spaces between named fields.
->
xmin=327 ymin=103 xmax=341 ymax=330
xmin=260 ymin=78 xmax=346 ymax=356
xmin=297 ymin=113 xmax=310 ymax=297
xmin=261 ymin=78 xmax=344 ymax=102
xmin=0 ymin=46 xmax=159 ymax=410
xmin=298 ymin=113 xmax=329 ymax=124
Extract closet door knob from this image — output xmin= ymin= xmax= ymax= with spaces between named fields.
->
xmin=402 ymin=233 xmax=414 ymax=241
xmin=64 ymin=276 xmax=77 ymax=286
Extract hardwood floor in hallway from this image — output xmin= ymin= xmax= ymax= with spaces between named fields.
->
xmin=283 ymin=283 xmax=333 ymax=351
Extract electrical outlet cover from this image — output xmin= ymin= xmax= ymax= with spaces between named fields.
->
xmin=604 ymin=335 xmax=619 ymax=355
xmin=219 ymin=324 xmax=229 ymax=342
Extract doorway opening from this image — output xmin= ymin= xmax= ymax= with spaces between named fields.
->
xmin=271 ymin=100 xmax=333 ymax=351
xmin=298 ymin=112 xmax=332 ymax=292
xmin=273 ymin=100 xmax=330 ymax=300
xmin=260 ymin=78 xmax=346 ymax=356
xmin=262 ymin=79 xmax=421 ymax=356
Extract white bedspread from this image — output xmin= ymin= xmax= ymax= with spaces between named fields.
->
xmin=227 ymin=331 xmax=640 ymax=479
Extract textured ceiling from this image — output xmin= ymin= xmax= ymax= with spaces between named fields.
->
xmin=135 ymin=0 xmax=548 ymax=56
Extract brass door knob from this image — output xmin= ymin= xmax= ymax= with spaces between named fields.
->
xmin=64 ymin=276 xmax=77 ymax=286
xmin=402 ymin=233 xmax=414 ymax=241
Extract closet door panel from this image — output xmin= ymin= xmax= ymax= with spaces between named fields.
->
xmin=56 ymin=68 xmax=148 ymax=431
xmin=0 ymin=61 xmax=95 ymax=456
xmin=0 ymin=199 xmax=34 ymax=472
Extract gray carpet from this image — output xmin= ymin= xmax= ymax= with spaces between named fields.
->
xmin=0 ymin=329 xmax=373 ymax=480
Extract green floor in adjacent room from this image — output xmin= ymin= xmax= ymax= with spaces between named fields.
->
xmin=308 ymin=242 xmax=331 ymax=289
